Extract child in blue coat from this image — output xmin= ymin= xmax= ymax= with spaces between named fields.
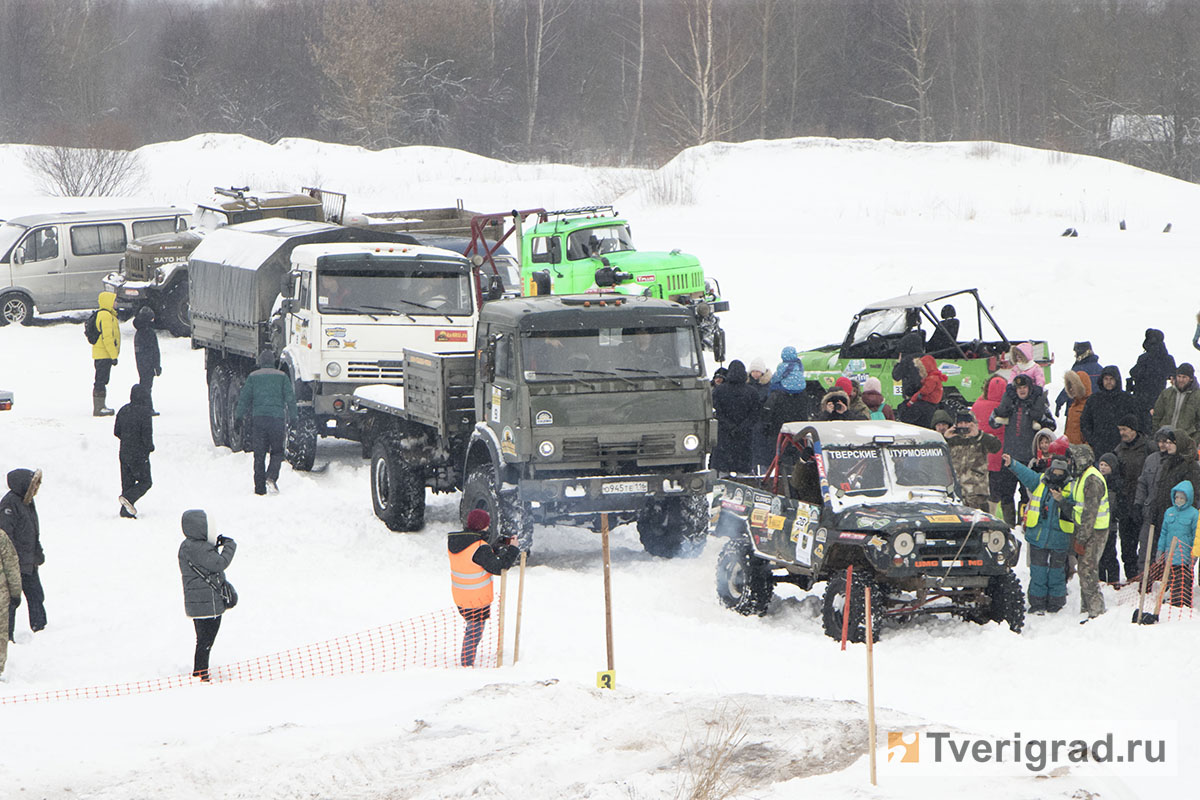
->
xmin=1158 ymin=480 xmax=1198 ymax=607
xmin=1005 ymin=454 xmax=1072 ymax=613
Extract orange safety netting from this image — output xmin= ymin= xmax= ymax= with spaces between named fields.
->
xmin=0 ymin=603 xmax=499 ymax=706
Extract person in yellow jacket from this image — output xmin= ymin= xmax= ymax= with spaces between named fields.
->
xmin=92 ymin=291 xmax=121 ymax=416
xmin=448 ymin=509 xmax=520 ymax=667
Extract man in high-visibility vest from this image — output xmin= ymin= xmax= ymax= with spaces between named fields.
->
xmin=1056 ymin=444 xmax=1111 ymax=622
xmin=448 ymin=509 xmax=520 ymax=667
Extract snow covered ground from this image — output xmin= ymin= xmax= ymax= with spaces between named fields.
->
xmin=1 ymin=136 xmax=1199 ymax=798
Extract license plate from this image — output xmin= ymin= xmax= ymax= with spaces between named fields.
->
xmin=602 ymin=480 xmax=648 ymax=495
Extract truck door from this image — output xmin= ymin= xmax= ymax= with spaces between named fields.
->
xmin=483 ymin=326 xmax=519 ymax=460
xmin=290 ymin=271 xmax=312 ymax=347
xmin=11 ymin=225 xmax=66 ymax=311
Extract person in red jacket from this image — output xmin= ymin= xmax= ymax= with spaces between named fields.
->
xmin=447 ymin=509 xmax=520 ymax=667
xmin=973 ymin=375 xmax=1009 ymax=520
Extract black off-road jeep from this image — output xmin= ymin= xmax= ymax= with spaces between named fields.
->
xmin=711 ymin=421 xmax=1024 ymax=641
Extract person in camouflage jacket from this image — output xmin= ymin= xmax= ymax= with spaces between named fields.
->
xmin=945 ymin=410 xmax=1002 ymax=511
xmin=1057 ymin=444 xmax=1110 ymax=621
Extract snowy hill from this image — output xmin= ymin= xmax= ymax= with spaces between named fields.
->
xmin=1 ymin=135 xmax=1198 ymax=798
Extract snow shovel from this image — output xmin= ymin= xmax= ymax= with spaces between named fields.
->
xmin=1138 ymin=539 xmax=1176 ymax=625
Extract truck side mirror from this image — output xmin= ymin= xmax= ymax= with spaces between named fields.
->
xmin=713 ymin=327 xmax=727 ymax=363
xmin=480 ymin=342 xmax=496 ymax=382
xmin=548 ymin=237 xmax=562 ymax=264
xmin=12 ymin=246 xmax=24 ymax=265
xmin=281 ymin=298 xmax=299 ymax=314
xmin=486 ymin=274 xmax=504 ymax=301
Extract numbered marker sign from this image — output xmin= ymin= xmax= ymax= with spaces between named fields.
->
xmin=596 ymin=670 xmax=616 ymax=690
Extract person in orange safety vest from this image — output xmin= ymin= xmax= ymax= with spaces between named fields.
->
xmin=448 ymin=508 xmax=521 ymax=666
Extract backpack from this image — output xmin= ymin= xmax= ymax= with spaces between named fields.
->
xmin=84 ymin=309 xmax=105 ymax=345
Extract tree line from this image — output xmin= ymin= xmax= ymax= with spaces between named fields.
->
xmin=1 ymin=0 xmax=1197 ymax=179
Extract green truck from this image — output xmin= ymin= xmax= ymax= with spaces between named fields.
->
xmin=796 ymin=289 xmax=1052 ymax=409
xmin=465 ymin=207 xmax=729 ymax=360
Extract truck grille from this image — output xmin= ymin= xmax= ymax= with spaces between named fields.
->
xmin=347 ymin=360 xmax=405 ymax=382
xmin=561 ymin=433 xmax=675 ymax=460
xmin=127 ymin=255 xmax=152 ymax=281
xmin=664 ymin=270 xmax=703 ymax=294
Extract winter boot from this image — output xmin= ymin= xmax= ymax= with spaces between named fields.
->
xmin=266 ymin=479 xmax=279 ymax=494
xmin=119 ymin=496 xmax=137 ymax=518
xmin=93 ymin=389 xmax=114 ymax=417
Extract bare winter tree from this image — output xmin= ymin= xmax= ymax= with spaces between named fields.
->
xmin=867 ymin=0 xmax=944 ymax=141
xmin=658 ymin=0 xmax=755 ymax=148
xmin=521 ymin=0 xmax=575 ymax=150
xmin=25 ymin=144 xmax=143 ymax=197
xmin=617 ymin=0 xmax=647 ymax=161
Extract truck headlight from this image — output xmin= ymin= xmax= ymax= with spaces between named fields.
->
xmin=892 ymin=531 xmax=915 ymax=557
xmin=326 ymin=362 xmax=342 ymax=378
xmin=683 ymin=434 xmax=699 ymax=451
xmin=538 ymin=440 xmax=555 ymax=457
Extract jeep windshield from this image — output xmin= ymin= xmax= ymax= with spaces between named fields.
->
xmin=317 ymin=262 xmax=473 ymax=317
xmin=888 ymin=444 xmax=955 ymax=489
xmin=823 ymin=446 xmax=887 ymax=497
xmin=522 ymin=326 xmax=700 ymax=381
xmin=849 ymin=307 xmax=911 ymax=345
xmin=823 ymin=443 xmax=954 ymax=500
xmin=566 ymin=225 xmax=634 ymax=260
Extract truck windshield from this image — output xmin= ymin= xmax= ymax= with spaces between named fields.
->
xmin=0 ymin=222 xmax=27 ymax=262
xmin=566 ymin=225 xmax=634 ymax=260
xmin=822 ymin=447 xmax=887 ymax=497
xmin=194 ymin=208 xmax=231 ymax=231
xmin=522 ymin=326 xmax=700 ymax=381
xmin=317 ymin=264 xmax=472 ymax=317
xmin=887 ymin=444 xmax=955 ymax=488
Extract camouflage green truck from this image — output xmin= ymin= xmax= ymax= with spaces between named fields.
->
xmin=796 ymin=289 xmax=1052 ymax=409
xmin=352 ymin=294 xmax=715 ymax=557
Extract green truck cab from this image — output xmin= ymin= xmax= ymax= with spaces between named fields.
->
xmin=466 ymin=207 xmax=728 ymax=359
xmin=796 ymin=289 xmax=1052 ymax=409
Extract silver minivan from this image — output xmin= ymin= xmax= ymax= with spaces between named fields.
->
xmin=0 ymin=207 xmax=189 ymax=325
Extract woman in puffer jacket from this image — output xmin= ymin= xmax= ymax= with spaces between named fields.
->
xmin=177 ymin=510 xmax=236 ymax=682
xmin=1062 ymin=370 xmax=1092 ymax=445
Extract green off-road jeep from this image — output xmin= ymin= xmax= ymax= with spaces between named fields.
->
xmin=711 ymin=421 xmax=1024 ymax=642
xmin=796 ymin=289 xmax=1051 ymax=410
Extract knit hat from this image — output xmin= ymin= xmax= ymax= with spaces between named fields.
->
xmin=1156 ymin=426 xmax=1175 ymax=442
xmin=1117 ymin=413 xmax=1140 ymax=431
xmin=1098 ymin=452 xmax=1120 ymax=472
xmin=863 ymin=376 xmax=882 ymax=394
xmin=955 ymin=410 xmax=974 ymax=425
xmin=1178 ymin=363 xmax=1195 ymax=379
xmin=835 ymin=377 xmax=854 ymax=396
xmin=465 ymin=508 xmax=491 ymax=532
xmin=1012 ymin=374 xmax=1031 ymax=387
xmin=749 ymin=356 xmax=767 ymax=374
xmin=931 ymin=409 xmax=954 ymax=428
xmin=1073 ymin=341 xmax=1092 ymax=356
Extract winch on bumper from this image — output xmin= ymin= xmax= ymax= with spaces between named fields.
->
xmin=520 ymin=469 xmax=714 ymax=513
xmin=102 ymin=272 xmax=150 ymax=312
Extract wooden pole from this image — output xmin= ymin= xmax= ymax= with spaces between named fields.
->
xmin=496 ymin=567 xmax=508 ymax=666
xmin=602 ymin=512 xmax=615 ymax=671
xmin=513 ymin=551 xmax=528 ymax=664
xmin=865 ymin=585 xmax=877 ymax=787
xmin=840 ymin=564 xmax=853 ymax=650
xmin=1133 ymin=526 xmax=1155 ymax=624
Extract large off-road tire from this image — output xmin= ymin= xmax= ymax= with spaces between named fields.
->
xmin=986 ymin=570 xmax=1026 ymax=633
xmin=285 ymin=405 xmax=318 ymax=472
xmin=715 ymin=536 xmax=773 ymax=616
xmin=207 ymin=366 xmax=229 ymax=448
xmin=0 ymin=293 xmax=33 ymax=326
xmin=370 ymin=439 xmax=426 ymax=532
xmin=226 ymin=369 xmax=248 ymax=453
xmin=822 ymin=568 xmax=883 ymax=643
xmin=460 ymin=465 xmax=533 ymax=552
xmin=162 ymin=280 xmax=190 ymax=337
xmin=636 ymin=493 xmax=709 ymax=558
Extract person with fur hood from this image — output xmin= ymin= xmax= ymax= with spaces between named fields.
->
xmin=860 ymin=376 xmax=894 ymax=420
xmin=1129 ymin=328 xmax=1176 ymax=430
xmin=1 ymin=469 xmax=46 ymax=640
xmin=1062 ymin=370 xmax=1092 ymax=445
xmin=711 ymin=359 xmax=761 ymax=476
xmin=1009 ymin=341 xmax=1044 ymax=387
xmin=747 ymin=357 xmax=774 ymax=473
xmin=834 ymin=377 xmax=870 ymax=420
xmin=815 ymin=387 xmax=865 ymax=421
xmin=1029 ymin=428 xmax=1070 ymax=473
xmin=973 ymin=375 xmax=1007 ymax=516
xmin=1055 ymin=342 xmax=1103 ymax=416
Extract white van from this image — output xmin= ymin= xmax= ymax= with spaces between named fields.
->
xmin=0 ymin=207 xmax=189 ymax=325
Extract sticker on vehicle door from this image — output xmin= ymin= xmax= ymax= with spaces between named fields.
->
xmin=796 ymin=530 xmax=814 ymax=566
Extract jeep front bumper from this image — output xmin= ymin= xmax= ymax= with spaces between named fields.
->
xmin=520 ymin=469 xmax=714 ymax=513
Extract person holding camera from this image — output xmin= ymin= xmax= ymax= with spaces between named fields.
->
xmin=945 ymin=411 xmax=1002 ymax=511
xmin=448 ymin=509 xmax=520 ymax=667
xmin=1004 ymin=453 xmax=1073 ymax=614
xmin=815 ymin=387 xmax=864 ymax=421
xmin=177 ymin=509 xmax=236 ymax=682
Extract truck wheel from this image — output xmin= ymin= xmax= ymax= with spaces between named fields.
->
xmin=986 ymin=571 xmax=1026 ymax=633
xmin=286 ymin=406 xmax=318 ymax=471
xmin=461 ymin=466 xmax=533 ymax=552
xmin=0 ymin=293 xmax=33 ymax=326
xmin=226 ymin=369 xmax=248 ymax=453
xmin=162 ymin=281 xmax=190 ymax=337
xmin=371 ymin=440 xmax=426 ymax=531
xmin=822 ymin=569 xmax=882 ymax=643
xmin=636 ymin=494 xmax=708 ymax=558
xmin=207 ymin=366 xmax=229 ymax=448
xmin=715 ymin=536 xmax=773 ymax=616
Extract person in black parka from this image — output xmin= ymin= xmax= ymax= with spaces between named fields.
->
xmin=133 ymin=306 xmax=161 ymax=415
xmin=113 ymin=384 xmax=154 ymax=518
xmin=1 ymin=468 xmax=46 ymax=640
xmin=1079 ymin=365 xmax=1137 ymax=468
xmin=711 ymin=359 xmax=761 ymax=476
xmin=1128 ymin=328 xmax=1176 ymax=431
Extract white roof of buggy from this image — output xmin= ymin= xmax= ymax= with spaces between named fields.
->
xmin=779 ymin=420 xmax=948 ymax=446
xmin=859 ymin=289 xmax=973 ymax=311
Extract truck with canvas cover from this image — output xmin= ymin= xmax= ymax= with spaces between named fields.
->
xmin=463 ymin=207 xmax=729 ymax=360
xmin=711 ymin=420 xmax=1024 ymax=641
xmin=795 ymin=289 xmax=1052 ymax=411
xmin=105 ymin=187 xmax=338 ymax=337
xmin=352 ymin=294 xmax=715 ymax=557
xmin=189 ymin=217 xmax=499 ymax=471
